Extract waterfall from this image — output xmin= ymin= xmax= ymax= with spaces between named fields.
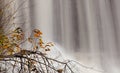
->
xmin=18 ymin=0 xmax=120 ymax=73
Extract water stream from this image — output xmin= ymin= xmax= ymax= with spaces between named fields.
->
xmin=18 ymin=0 xmax=120 ymax=73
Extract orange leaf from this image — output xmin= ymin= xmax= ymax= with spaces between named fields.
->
xmin=33 ymin=29 xmax=42 ymax=37
xmin=34 ymin=33 xmax=40 ymax=37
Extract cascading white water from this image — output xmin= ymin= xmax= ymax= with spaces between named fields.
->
xmin=19 ymin=0 xmax=120 ymax=73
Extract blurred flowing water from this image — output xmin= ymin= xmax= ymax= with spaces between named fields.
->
xmin=18 ymin=0 xmax=120 ymax=73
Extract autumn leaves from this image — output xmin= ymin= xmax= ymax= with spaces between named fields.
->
xmin=33 ymin=29 xmax=43 ymax=38
xmin=28 ymin=29 xmax=54 ymax=54
xmin=0 ymin=27 xmax=23 ymax=55
xmin=0 ymin=27 xmax=54 ymax=56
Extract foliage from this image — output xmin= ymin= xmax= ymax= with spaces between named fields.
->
xmin=0 ymin=0 xmax=81 ymax=73
xmin=0 ymin=27 xmax=77 ymax=73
